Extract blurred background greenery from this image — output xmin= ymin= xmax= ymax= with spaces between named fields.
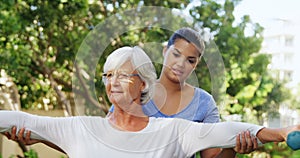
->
xmin=1 ymin=0 xmax=300 ymax=157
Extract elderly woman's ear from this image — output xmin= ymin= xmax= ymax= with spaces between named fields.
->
xmin=140 ymin=81 xmax=146 ymax=91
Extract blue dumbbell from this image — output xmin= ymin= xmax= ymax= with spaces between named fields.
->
xmin=287 ymin=131 xmax=300 ymax=150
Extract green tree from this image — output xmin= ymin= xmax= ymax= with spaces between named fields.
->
xmin=189 ymin=0 xmax=291 ymax=123
xmin=0 ymin=0 xmax=188 ymax=116
xmin=1 ymin=0 xmax=94 ymax=116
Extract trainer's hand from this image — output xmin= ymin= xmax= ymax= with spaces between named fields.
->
xmin=4 ymin=126 xmax=41 ymax=145
xmin=4 ymin=126 xmax=66 ymax=153
xmin=234 ymin=130 xmax=258 ymax=154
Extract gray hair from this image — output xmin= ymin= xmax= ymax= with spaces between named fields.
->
xmin=103 ymin=46 xmax=157 ymax=104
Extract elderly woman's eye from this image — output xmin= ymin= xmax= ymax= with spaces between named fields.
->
xmin=106 ymin=72 xmax=113 ymax=78
xmin=118 ymin=73 xmax=129 ymax=79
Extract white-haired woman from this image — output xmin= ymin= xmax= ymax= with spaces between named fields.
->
xmin=1 ymin=46 xmax=300 ymax=158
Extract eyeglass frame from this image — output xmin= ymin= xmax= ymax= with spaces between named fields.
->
xmin=102 ymin=71 xmax=140 ymax=84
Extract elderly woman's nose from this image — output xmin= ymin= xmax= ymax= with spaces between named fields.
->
xmin=110 ymin=75 xmax=120 ymax=85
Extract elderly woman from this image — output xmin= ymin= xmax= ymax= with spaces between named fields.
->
xmin=0 ymin=46 xmax=300 ymax=158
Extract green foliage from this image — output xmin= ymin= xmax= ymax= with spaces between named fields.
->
xmin=2 ymin=149 xmax=40 ymax=158
xmin=237 ymin=142 xmax=300 ymax=158
xmin=24 ymin=149 xmax=39 ymax=158
xmin=0 ymin=0 xmax=92 ymax=110
xmin=0 ymin=0 xmax=189 ymax=114
xmin=190 ymin=0 xmax=291 ymax=124
xmin=289 ymin=83 xmax=300 ymax=110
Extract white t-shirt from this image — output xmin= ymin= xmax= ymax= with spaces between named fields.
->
xmin=0 ymin=111 xmax=263 ymax=158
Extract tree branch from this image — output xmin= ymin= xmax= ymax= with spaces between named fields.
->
xmin=74 ymin=62 xmax=108 ymax=113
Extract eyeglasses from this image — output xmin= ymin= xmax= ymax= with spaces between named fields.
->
xmin=102 ymin=71 xmax=140 ymax=84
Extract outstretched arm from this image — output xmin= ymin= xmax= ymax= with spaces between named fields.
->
xmin=214 ymin=131 xmax=259 ymax=158
xmin=3 ymin=126 xmax=65 ymax=153
xmin=0 ymin=110 xmax=75 ymax=153
xmin=200 ymin=131 xmax=259 ymax=158
xmin=182 ymin=121 xmax=300 ymax=156
xmin=256 ymin=125 xmax=300 ymax=144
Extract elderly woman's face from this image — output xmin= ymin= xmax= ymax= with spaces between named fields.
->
xmin=104 ymin=61 xmax=145 ymax=107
